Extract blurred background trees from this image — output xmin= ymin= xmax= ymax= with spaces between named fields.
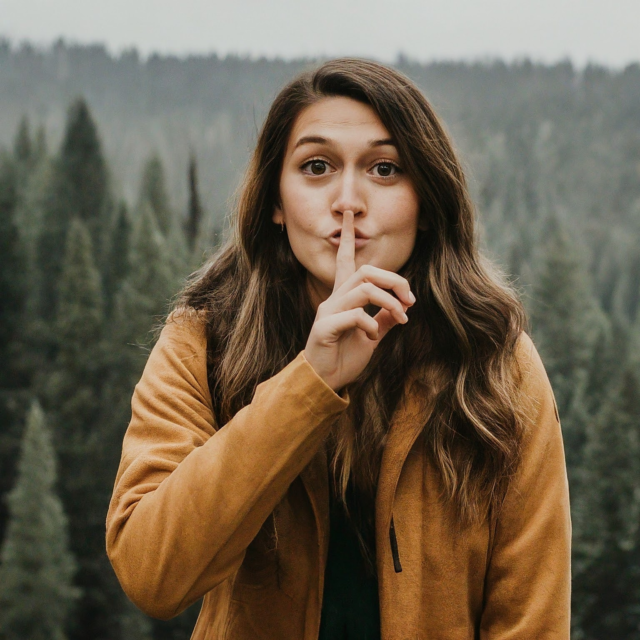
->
xmin=0 ymin=42 xmax=639 ymax=639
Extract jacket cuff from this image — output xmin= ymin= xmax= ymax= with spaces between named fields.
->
xmin=294 ymin=351 xmax=351 ymax=409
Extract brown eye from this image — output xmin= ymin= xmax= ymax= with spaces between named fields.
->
xmin=310 ymin=160 xmax=327 ymax=175
xmin=375 ymin=162 xmax=397 ymax=177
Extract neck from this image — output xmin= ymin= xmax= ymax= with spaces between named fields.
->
xmin=306 ymin=274 xmax=333 ymax=311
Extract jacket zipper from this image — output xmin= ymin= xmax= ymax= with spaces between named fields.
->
xmin=389 ymin=516 xmax=403 ymax=573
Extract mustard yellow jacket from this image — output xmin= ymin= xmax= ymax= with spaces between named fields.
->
xmin=106 ymin=311 xmax=571 ymax=639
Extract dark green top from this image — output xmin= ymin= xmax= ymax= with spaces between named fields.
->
xmin=318 ymin=484 xmax=381 ymax=640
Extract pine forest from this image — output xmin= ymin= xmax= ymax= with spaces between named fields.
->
xmin=1 ymin=40 xmax=640 ymax=639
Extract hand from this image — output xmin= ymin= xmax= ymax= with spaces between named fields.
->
xmin=303 ymin=210 xmax=415 ymax=392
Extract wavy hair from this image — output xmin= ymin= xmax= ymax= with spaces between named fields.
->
xmin=176 ymin=58 xmax=527 ymax=538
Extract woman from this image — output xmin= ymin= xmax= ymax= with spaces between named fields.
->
xmin=106 ymin=58 xmax=571 ymax=639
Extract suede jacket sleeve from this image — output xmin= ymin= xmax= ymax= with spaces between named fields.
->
xmin=480 ymin=334 xmax=572 ymax=639
xmin=105 ymin=312 xmax=349 ymax=620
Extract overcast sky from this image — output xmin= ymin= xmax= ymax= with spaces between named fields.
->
xmin=1 ymin=0 xmax=638 ymax=67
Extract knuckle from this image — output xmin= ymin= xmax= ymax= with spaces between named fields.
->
xmin=316 ymin=300 xmax=330 ymax=316
xmin=313 ymin=315 xmax=329 ymax=331
xmin=359 ymin=264 xmax=374 ymax=278
xmin=361 ymin=282 xmax=376 ymax=296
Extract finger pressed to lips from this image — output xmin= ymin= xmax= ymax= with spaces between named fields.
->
xmin=333 ymin=210 xmax=356 ymax=291
xmin=332 ymin=210 xmax=415 ymax=309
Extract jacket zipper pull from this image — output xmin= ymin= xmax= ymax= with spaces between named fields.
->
xmin=389 ymin=516 xmax=403 ymax=573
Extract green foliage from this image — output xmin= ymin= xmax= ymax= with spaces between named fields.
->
xmin=0 ymin=152 xmax=30 ymax=548
xmin=0 ymin=400 xmax=79 ymax=640
xmin=36 ymin=99 xmax=111 ymax=320
xmin=44 ymin=216 xmax=105 ymax=524
xmin=115 ymin=202 xmax=176 ymax=354
xmin=42 ymin=218 xmax=115 ymax=640
xmin=185 ymin=154 xmax=203 ymax=252
xmin=103 ymin=202 xmax=131 ymax=313
xmin=0 ymin=154 xmax=26 ymax=388
xmin=58 ymin=100 xmax=110 ymax=233
xmin=572 ymin=369 xmax=640 ymax=638
xmin=139 ymin=154 xmax=172 ymax=237
xmin=529 ymin=220 xmax=609 ymax=470
xmin=13 ymin=116 xmax=32 ymax=169
xmin=55 ymin=218 xmax=104 ymax=352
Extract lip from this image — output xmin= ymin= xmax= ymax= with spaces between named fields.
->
xmin=327 ymin=235 xmax=370 ymax=249
xmin=327 ymin=227 xmax=371 ymax=249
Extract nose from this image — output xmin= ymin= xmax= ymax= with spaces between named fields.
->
xmin=330 ymin=168 xmax=366 ymax=218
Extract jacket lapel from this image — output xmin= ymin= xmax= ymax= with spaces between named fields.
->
xmin=376 ymin=378 xmax=434 ymax=556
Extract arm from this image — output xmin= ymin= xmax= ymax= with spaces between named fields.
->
xmin=105 ymin=311 xmax=349 ymax=619
xmin=480 ymin=334 xmax=572 ymax=639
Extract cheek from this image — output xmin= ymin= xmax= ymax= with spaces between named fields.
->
xmin=280 ymin=183 xmax=324 ymax=232
xmin=376 ymin=187 xmax=420 ymax=235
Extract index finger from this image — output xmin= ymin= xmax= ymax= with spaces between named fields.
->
xmin=333 ymin=210 xmax=356 ymax=292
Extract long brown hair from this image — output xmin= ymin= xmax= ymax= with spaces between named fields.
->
xmin=176 ymin=58 xmax=527 ymax=533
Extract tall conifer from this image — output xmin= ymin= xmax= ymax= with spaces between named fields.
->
xmin=116 ymin=202 xmax=176 ymax=354
xmin=185 ymin=153 xmax=203 ymax=252
xmin=43 ymin=218 xmax=118 ymax=640
xmin=0 ymin=154 xmax=28 ymax=545
xmin=0 ymin=400 xmax=79 ymax=640
xmin=139 ymin=154 xmax=172 ymax=236
xmin=529 ymin=220 xmax=608 ymax=472
xmin=36 ymin=99 xmax=110 ymax=320
xmin=13 ymin=116 xmax=32 ymax=168
xmin=0 ymin=155 xmax=26 ymax=388
xmin=572 ymin=369 xmax=640 ymax=637
xmin=103 ymin=201 xmax=131 ymax=314
xmin=58 ymin=100 xmax=109 ymax=236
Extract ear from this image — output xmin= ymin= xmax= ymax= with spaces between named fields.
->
xmin=272 ymin=205 xmax=284 ymax=225
xmin=418 ymin=215 xmax=428 ymax=231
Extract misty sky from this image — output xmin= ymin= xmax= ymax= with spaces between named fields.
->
xmin=1 ymin=0 xmax=638 ymax=67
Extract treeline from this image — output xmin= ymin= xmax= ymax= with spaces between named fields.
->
xmin=0 ymin=48 xmax=639 ymax=639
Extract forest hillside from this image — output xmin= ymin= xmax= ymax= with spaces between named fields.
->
xmin=1 ymin=40 xmax=639 ymax=640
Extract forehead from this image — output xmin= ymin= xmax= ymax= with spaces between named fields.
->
xmin=288 ymin=97 xmax=390 ymax=147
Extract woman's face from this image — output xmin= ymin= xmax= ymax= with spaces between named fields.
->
xmin=274 ymin=96 xmax=421 ymax=307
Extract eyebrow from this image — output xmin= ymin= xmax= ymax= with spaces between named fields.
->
xmin=293 ymin=135 xmax=397 ymax=149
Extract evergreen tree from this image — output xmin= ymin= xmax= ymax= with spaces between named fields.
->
xmin=115 ymin=202 xmax=176 ymax=358
xmin=0 ymin=153 xmax=28 ymax=547
xmin=185 ymin=153 xmax=203 ymax=252
xmin=139 ymin=153 xmax=172 ymax=237
xmin=0 ymin=154 xmax=26 ymax=388
xmin=529 ymin=219 xmax=608 ymax=472
xmin=47 ymin=217 xmax=154 ymax=640
xmin=52 ymin=218 xmax=104 ymax=378
xmin=36 ymin=98 xmax=110 ymax=320
xmin=42 ymin=218 xmax=116 ymax=640
xmin=0 ymin=400 xmax=79 ymax=640
xmin=33 ymin=125 xmax=48 ymax=165
xmin=103 ymin=201 xmax=131 ymax=314
xmin=58 ymin=99 xmax=109 ymax=236
xmin=13 ymin=115 xmax=32 ymax=168
xmin=572 ymin=369 xmax=640 ymax=638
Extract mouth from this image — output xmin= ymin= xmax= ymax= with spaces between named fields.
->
xmin=327 ymin=228 xmax=371 ymax=248
xmin=329 ymin=228 xmax=370 ymax=240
